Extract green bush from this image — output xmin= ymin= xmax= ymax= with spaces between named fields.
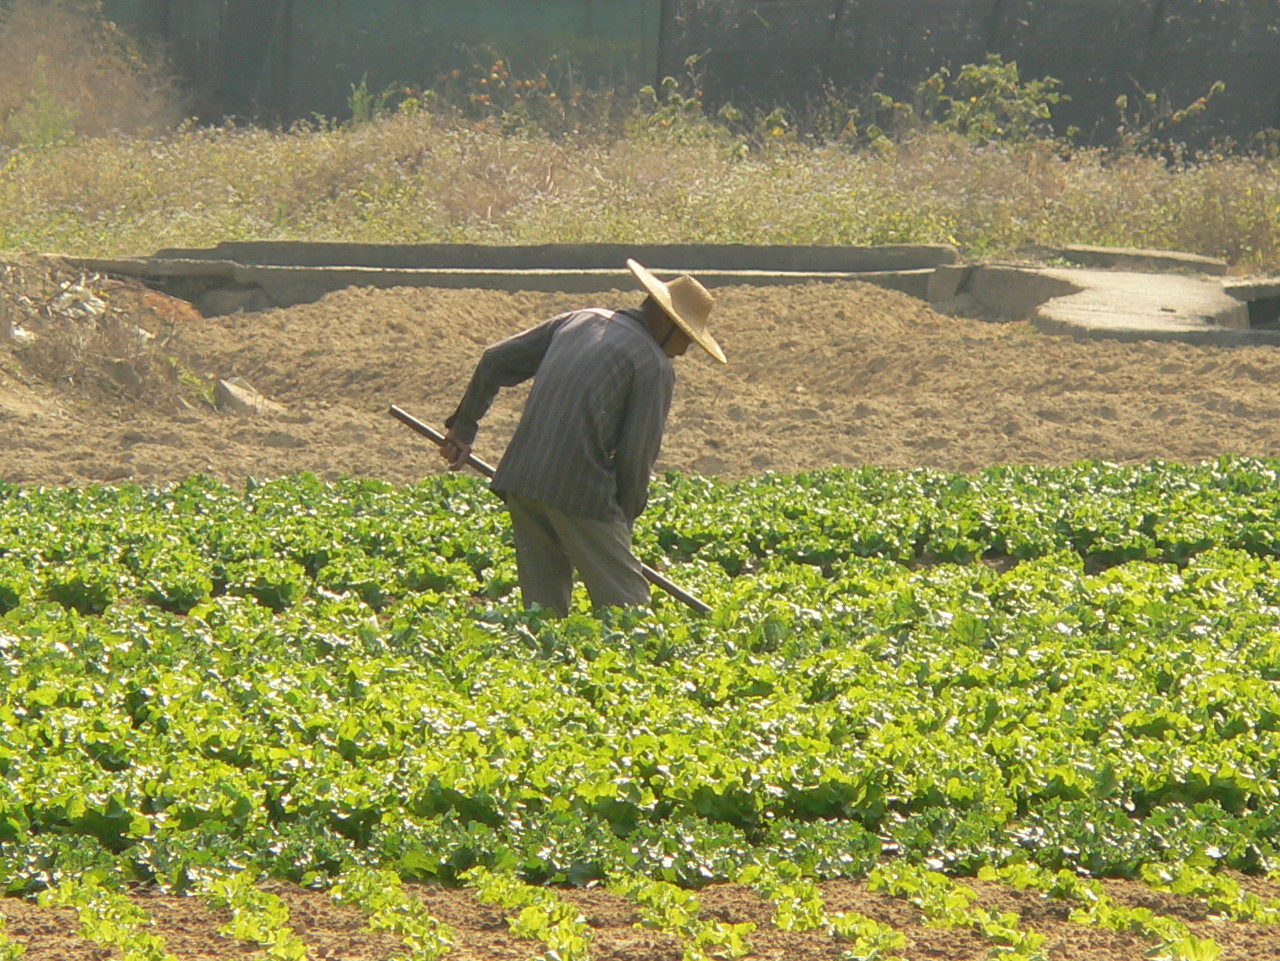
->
xmin=915 ymin=54 xmax=1069 ymax=143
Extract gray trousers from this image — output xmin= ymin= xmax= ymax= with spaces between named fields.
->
xmin=504 ymin=491 xmax=650 ymax=616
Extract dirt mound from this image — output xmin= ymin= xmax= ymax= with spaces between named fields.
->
xmin=4 ymin=254 xmax=1280 ymax=487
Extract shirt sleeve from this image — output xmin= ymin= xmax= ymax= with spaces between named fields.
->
xmin=613 ymin=356 xmax=675 ymax=522
xmin=445 ymin=313 xmax=570 ymax=444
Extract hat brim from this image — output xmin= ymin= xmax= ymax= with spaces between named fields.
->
xmin=628 ymin=259 xmax=726 ymax=364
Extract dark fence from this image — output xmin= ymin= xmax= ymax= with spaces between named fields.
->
xmin=100 ymin=0 xmax=663 ymax=122
xmin=93 ymin=0 xmax=1280 ymax=144
xmin=675 ymin=0 xmax=1280 ymax=146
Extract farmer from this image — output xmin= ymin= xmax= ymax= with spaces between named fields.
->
xmin=440 ymin=259 xmax=726 ymax=616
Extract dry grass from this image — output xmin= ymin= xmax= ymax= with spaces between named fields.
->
xmin=0 ymin=3 xmax=1276 ymax=272
xmin=1 ymin=255 xmax=205 ymax=410
xmin=6 ymin=116 xmax=1277 ymax=272
xmin=0 ymin=0 xmax=181 ymax=147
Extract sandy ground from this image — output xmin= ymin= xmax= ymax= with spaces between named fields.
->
xmin=4 ymin=256 xmax=1280 ymax=488
xmin=5 ymin=255 xmax=1280 ymax=959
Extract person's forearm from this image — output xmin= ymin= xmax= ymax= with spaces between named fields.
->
xmin=445 ymin=319 xmax=561 ymax=442
xmin=445 ymin=363 xmax=502 ymax=444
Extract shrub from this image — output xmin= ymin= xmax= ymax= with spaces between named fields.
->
xmin=915 ymin=54 xmax=1069 ymax=144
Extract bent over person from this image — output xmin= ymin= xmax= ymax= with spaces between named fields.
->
xmin=440 ymin=259 xmax=726 ymax=615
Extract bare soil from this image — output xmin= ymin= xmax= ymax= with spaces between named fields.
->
xmin=3 ymin=875 xmax=1280 ymax=961
xmin=5 ymin=255 xmax=1280 ymax=488
xmin=5 ymin=255 xmax=1280 ymax=959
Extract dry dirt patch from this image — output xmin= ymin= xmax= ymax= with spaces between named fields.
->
xmin=4 ymin=255 xmax=1280 ymax=487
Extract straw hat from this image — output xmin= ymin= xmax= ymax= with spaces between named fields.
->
xmin=627 ymin=259 xmax=726 ymax=364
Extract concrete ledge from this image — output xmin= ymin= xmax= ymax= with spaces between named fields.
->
xmin=1224 ymin=276 xmax=1280 ymax=300
xmin=149 ymin=241 xmax=961 ymax=272
xmin=68 ymin=256 xmax=239 ymax=280
xmin=61 ymin=247 xmax=942 ymax=315
xmin=1060 ymin=244 xmax=1229 ymax=276
xmin=1018 ymin=244 xmax=1230 ymax=276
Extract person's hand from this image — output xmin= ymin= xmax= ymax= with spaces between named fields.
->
xmin=440 ymin=429 xmax=472 ymax=471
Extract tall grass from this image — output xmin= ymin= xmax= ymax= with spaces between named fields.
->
xmin=0 ymin=3 xmax=1276 ymax=271
xmin=4 ymin=115 xmax=1277 ymax=272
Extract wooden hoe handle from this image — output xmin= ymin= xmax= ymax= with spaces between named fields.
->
xmin=388 ymin=404 xmax=712 ymax=615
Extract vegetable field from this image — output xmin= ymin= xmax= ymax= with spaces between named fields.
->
xmin=3 ymin=460 xmax=1280 ymax=960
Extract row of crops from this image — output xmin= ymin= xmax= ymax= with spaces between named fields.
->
xmin=3 ymin=458 xmax=1280 ymax=958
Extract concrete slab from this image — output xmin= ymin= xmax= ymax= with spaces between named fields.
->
xmin=962 ymin=264 xmax=1280 ymax=345
xmin=968 ymin=266 xmax=1080 ymax=321
xmin=148 ymin=241 xmax=961 ymax=272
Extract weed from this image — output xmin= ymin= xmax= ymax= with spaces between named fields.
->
xmin=170 ymin=359 xmax=216 ymax=409
xmin=6 ymin=56 xmax=80 ymax=148
xmin=4 ymin=116 xmax=1279 ymax=271
xmin=915 ymin=54 xmax=1070 ymax=144
xmin=629 ymin=77 xmax=732 ymax=146
xmin=1114 ymin=80 xmax=1228 ymax=155
xmin=346 ymin=75 xmax=399 ymax=126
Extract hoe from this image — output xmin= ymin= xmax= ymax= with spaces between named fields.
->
xmin=389 ymin=404 xmax=711 ymax=614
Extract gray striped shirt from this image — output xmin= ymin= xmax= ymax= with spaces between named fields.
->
xmin=445 ymin=307 xmax=675 ymax=522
